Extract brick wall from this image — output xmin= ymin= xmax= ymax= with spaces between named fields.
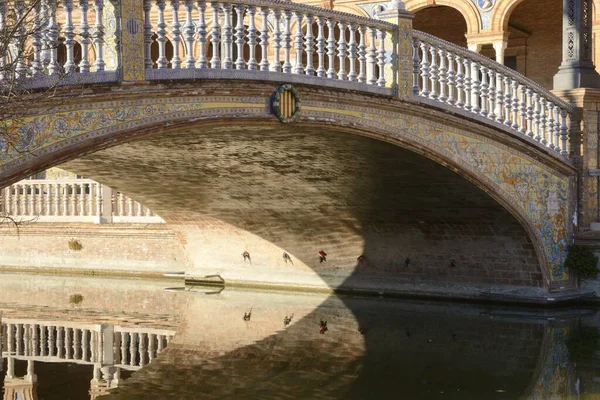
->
xmin=413 ymin=6 xmax=468 ymax=48
xmin=0 ymin=223 xmax=187 ymax=273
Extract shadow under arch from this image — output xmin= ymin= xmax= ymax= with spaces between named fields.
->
xmin=48 ymin=114 xmax=548 ymax=290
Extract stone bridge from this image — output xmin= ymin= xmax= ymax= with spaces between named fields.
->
xmin=0 ymin=0 xmax=579 ymax=291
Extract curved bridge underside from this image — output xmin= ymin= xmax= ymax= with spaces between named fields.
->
xmin=0 ymin=82 xmax=576 ymax=289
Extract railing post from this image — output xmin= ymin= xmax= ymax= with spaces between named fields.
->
xmin=377 ymin=0 xmax=414 ymax=98
xmin=120 ymin=0 xmax=146 ymax=82
xmin=94 ymin=184 xmax=114 ymax=224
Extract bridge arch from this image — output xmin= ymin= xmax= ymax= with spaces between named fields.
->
xmin=0 ymin=82 xmax=575 ymax=289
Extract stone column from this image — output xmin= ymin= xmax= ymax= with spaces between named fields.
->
xmin=377 ymin=0 xmax=414 ymax=98
xmin=554 ymin=0 xmax=600 ymax=89
xmin=493 ymin=40 xmax=507 ymax=65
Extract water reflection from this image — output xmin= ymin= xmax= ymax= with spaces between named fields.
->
xmin=1 ymin=276 xmax=600 ymax=399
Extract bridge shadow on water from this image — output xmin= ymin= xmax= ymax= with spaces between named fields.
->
xmin=59 ymin=124 xmax=561 ymax=399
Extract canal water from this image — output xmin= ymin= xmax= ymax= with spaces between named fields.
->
xmin=0 ymin=274 xmax=598 ymax=399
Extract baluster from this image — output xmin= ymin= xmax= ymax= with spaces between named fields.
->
xmin=376 ymin=28 xmax=385 ymax=87
xmin=293 ymin=11 xmax=304 ymax=74
xmin=170 ymin=0 xmax=182 ymax=69
xmin=130 ymin=333 xmax=137 ymax=366
xmin=90 ymin=331 xmax=97 ymax=362
xmin=210 ymin=2 xmax=221 ymax=68
xmin=96 ymin=184 xmax=103 ymax=218
xmin=222 ymin=3 xmax=233 ymax=69
xmin=70 ymin=184 xmax=77 ymax=215
xmin=437 ymin=48 xmax=447 ymax=102
xmin=533 ymin=93 xmax=541 ymax=141
xmin=259 ymin=7 xmax=270 ymax=71
xmin=4 ymin=187 xmax=11 ymax=216
xmin=78 ymin=0 xmax=91 ymax=72
xmin=560 ymin=109 xmax=568 ymax=155
xmin=428 ymin=44 xmax=438 ymax=99
xmin=419 ymin=42 xmax=429 ymax=97
xmin=487 ymin=69 xmax=496 ymax=120
xmin=16 ymin=324 xmax=22 ymax=355
xmin=61 ymin=184 xmax=69 ymax=215
xmin=36 ymin=325 xmax=44 ymax=356
xmin=144 ymin=0 xmax=154 ymax=68
xmin=146 ymin=206 xmax=153 ymax=216
xmin=367 ymin=27 xmax=377 ymax=85
xmin=357 ymin=25 xmax=367 ymax=83
xmin=136 ymin=201 xmax=143 ymax=216
xmin=28 ymin=184 xmax=34 ymax=214
xmin=74 ymin=329 xmax=81 ymax=359
xmin=470 ymin=61 xmax=480 ymax=114
xmin=79 ymin=183 xmax=85 ymax=216
xmin=454 ymin=54 xmax=464 ymax=107
xmin=554 ymin=105 xmax=562 ymax=152
xmin=282 ymin=10 xmax=292 ymax=74
xmin=87 ymin=184 xmax=94 ymax=215
xmin=337 ymin=21 xmax=347 ymax=80
xmin=495 ymin=73 xmax=503 ymax=123
xmin=412 ymin=38 xmax=420 ymax=95
xmin=503 ymin=76 xmax=512 ymax=126
xmin=518 ymin=85 xmax=527 ymax=135
xmin=23 ymin=324 xmax=30 ymax=356
xmin=118 ymin=192 xmax=125 ymax=216
xmin=57 ymin=327 xmax=64 ymax=358
xmin=44 ymin=184 xmax=50 ymax=215
xmin=547 ymin=102 xmax=556 ymax=150
xmin=54 ymin=184 xmax=60 ymax=216
xmin=148 ymin=334 xmax=156 ymax=361
xmin=462 ymin=57 xmax=471 ymax=111
xmin=195 ymin=0 xmax=208 ymax=68
xmin=120 ymin=332 xmax=128 ymax=364
xmin=93 ymin=0 xmax=105 ymax=71
xmin=540 ymin=98 xmax=548 ymax=145
xmin=446 ymin=52 xmax=455 ymax=105
xmin=31 ymin=325 xmax=39 ymax=357
xmin=305 ymin=14 xmax=315 ymax=76
xmin=183 ymin=0 xmax=196 ymax=68
xmin=36 ymin=183 xmax=43 ymax=215
xmin=347 ymin=23 xmax=357 ymax=81
xmin=30 ymin=1 xmax=43 ymax=75
xmin=326 ymin=19 xmax=336 ymax=79
xmin=48 ymin=326 xmax=55 ymax=357
xmin=156 ymin=0 xmax=168 ymax=68
xmin=316 ymin=17 xmax=326 ymax=77
xmin=479 ymin=66 xmax=488 ymax=117
xmin=128 ymin=197 xmax=134 ymax=216
xmin=271 ymin=9 xmax=282 ymax=72
xmin=512 ymin=80 xmax=520 ymax=130
xmin=247 ymin=6 xmax=257 ymax=70
xmin=0 ymin=2 xmax=6 ymax=80
xmin=234 ymin=4 xmax=246 ymax=70
xmin=157 ymin=335 xmax=164 ymax=352
xmin=13 ymin=2 xmax=28 ymax=78
xmin=82 ymin=330 xmax=89 ymax=361
xmin=526 ymin=88 xmax=534 ymax=138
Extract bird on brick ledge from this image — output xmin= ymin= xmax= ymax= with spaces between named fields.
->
xmin=319 ymin=320 xmax=328 ymax=334
xmin=242 ymin=251 xmax=251 ymax=263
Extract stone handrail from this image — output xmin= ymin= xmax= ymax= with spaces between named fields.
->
xmin=0 ymin=0 xmax=575 ymax=159
xmin=0 ymin=178 xmax=164 ymax=223
xmin=143 ymin=0 xmax=398 ymax=92
xmin=412 ymin=30 xmax=573 ymax=156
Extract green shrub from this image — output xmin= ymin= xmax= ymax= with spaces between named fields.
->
xmin=68 ymin=239 xmax=83 ymax=251
xmin=69 ymin=294 xmax=84 ymax=305
xmin=564 ymin=244 xmax=598 ymax=279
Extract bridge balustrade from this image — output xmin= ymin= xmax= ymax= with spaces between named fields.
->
xmin=412 ymin=31 xmax=574 ymax=156
xmin=0 ymin=178 xmax=164 ymax=223
xmin=0 ymin=0 xmax=575 ymax=160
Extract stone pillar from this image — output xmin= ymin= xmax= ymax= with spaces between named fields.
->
xmin=493 ymin=40 xmax=507 ymax=65
xmin=95 ymin=185 xmax=114 ymax=224
xmin=554 ymin=0 xmax=600 ymax=89
xmin=377 ymin=0 xmax=414 ymax=98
